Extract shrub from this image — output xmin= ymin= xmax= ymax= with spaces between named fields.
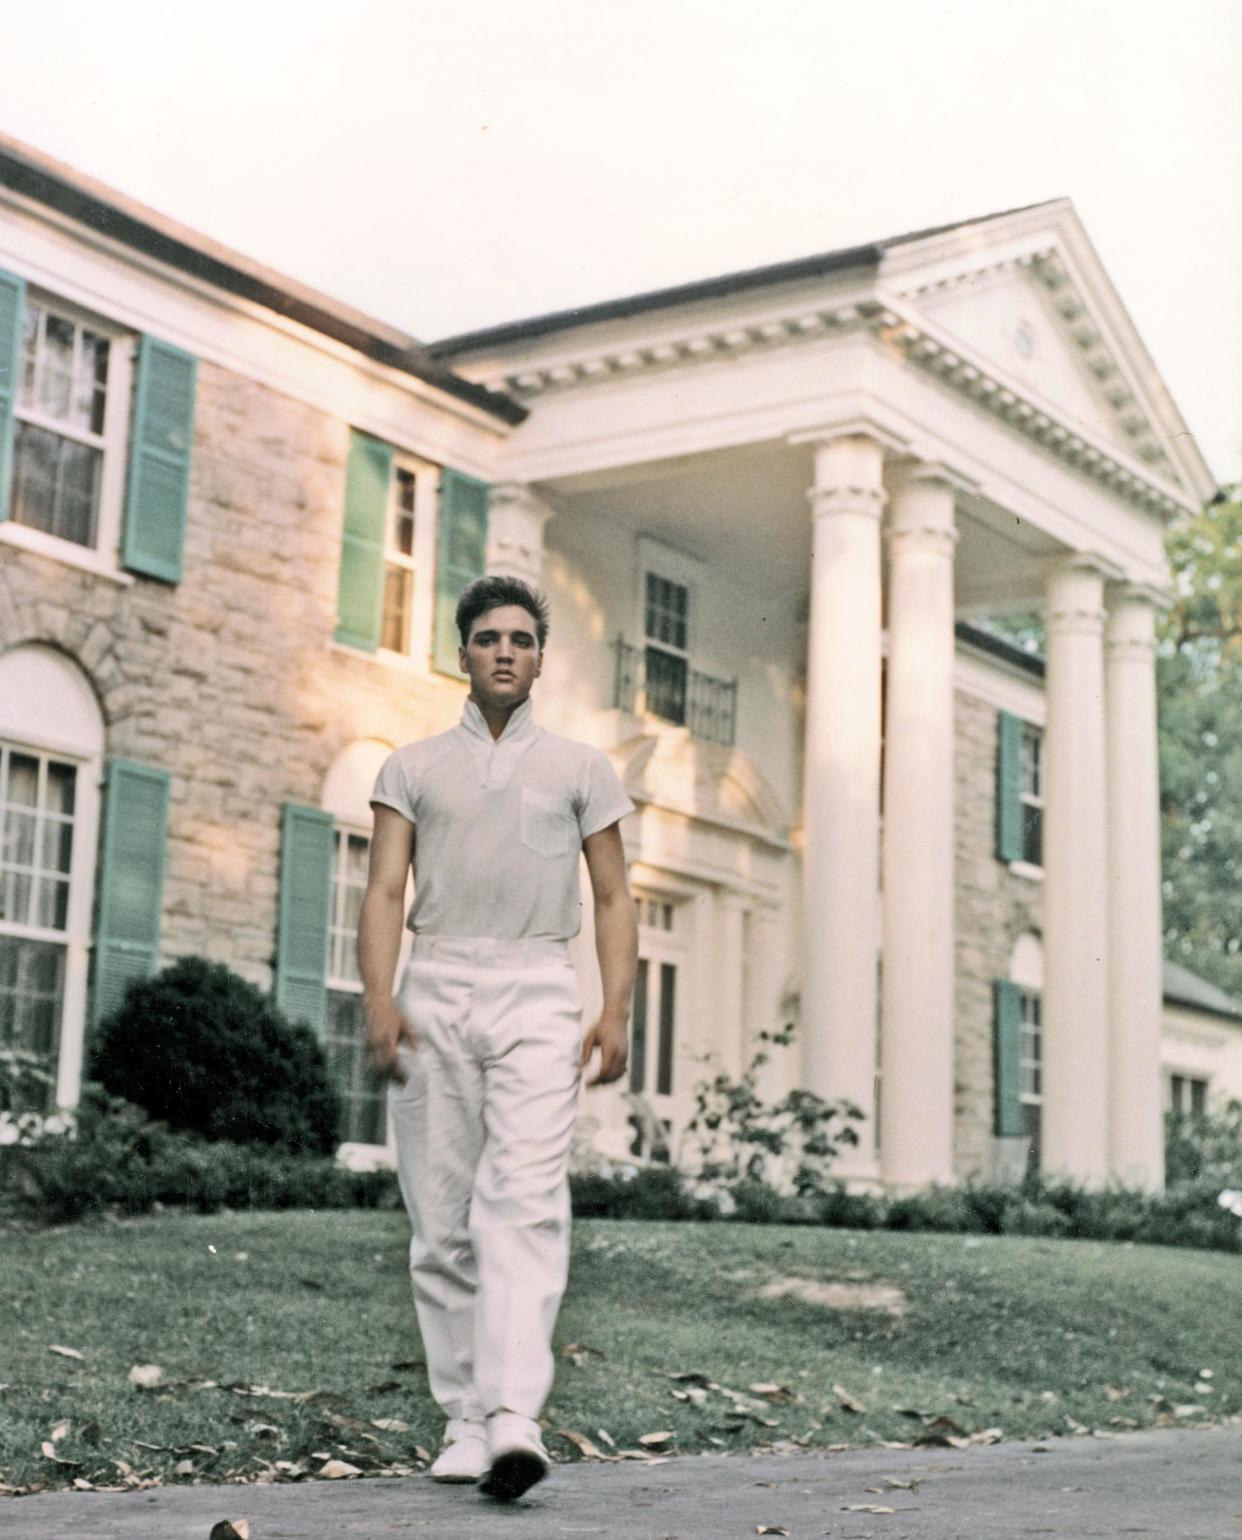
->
xmin=1165 ymin=1101 xmax=1242 ymax=1187
xmin=91 ymin=957 xmax=341 ymax=1155
xmin=569 ymin=1164 xmax=714 ymax=1221
xmin=3 ymin=1084 xmax=399 ymax=1223
xmin=683 ymin=1026 xmax=865 ymax=1198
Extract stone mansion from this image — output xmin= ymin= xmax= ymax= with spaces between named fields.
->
xmin=1 ymin=133 xmax=1238 ymax=1190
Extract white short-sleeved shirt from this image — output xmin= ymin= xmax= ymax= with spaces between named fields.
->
xmin=370 ymin=695 xmax=635 ymax=942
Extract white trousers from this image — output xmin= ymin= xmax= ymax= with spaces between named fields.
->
xmin=387 ymin=935 xmax=584 ymax=1422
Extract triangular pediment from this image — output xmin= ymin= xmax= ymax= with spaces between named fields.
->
xmin=881 ymin=203 xmax=1214 ymax=501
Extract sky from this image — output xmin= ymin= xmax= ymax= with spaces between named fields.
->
xmin=4 ymin=0 xmax=1240 ymax=484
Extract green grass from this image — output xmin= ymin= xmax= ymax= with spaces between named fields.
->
xmin=2 ymin=1212 xmax=1240 ymax=1492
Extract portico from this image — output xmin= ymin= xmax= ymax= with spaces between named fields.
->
xmin=433 ymin=199 xmax=1215 ymax=1191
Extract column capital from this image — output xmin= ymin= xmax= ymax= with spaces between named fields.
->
xmin=887 ymin=463 xmax=961 ymax=553
xmin=486 ymin=482 xmax=552 ymax=586
xmin=804 ymin=432 xmax=888 ymax=523
xmin=489 ymin=481 xmax=554 ymax=527
xmin=1044 ymin=553 xmax=1116 ymax=638
xmin=1105 ymin=583 xmax=1166 ymax=660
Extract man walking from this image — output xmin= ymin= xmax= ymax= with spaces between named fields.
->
xmin=358 ymin=574 xmax=637 ymax=1501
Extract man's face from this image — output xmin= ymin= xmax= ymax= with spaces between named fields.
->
xmin=460 ymin=604 xmax=542 ymax=708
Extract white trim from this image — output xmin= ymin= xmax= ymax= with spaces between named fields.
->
xmin=1008 ymin=860 xmax=1045 ymax=884
xmin=952 ymin=646 xmax=1046 ymax=724
xmin=0 ymin=191 xmax=507 ymax=482
xmin=0 ymin=520 xmax=135 ymax=585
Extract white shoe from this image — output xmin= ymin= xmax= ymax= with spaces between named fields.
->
xmin=429 ymin=1418 xmax=488 ymax=1483
xmin=479 ymin=1411 xmax=550 ymax=1502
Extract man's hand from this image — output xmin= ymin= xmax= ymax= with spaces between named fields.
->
xmin=364 ymin=994 xmax=417 ymax=1085
xmin=581 ymin=1011 xmax=629 ymax=1087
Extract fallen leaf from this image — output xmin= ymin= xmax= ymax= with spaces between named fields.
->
xmin=749 ymin=1383 xmax=794 ymax=1403
xmin=71 ymin=1478 xmax=94 ymax=1491
xmin=833 ymin=1384 xmax=866 ymax=1414
xmin=246 ymin=1422 xmax=281 ymax=1440
xmin=970 ymin=1427 xmax=1004 ymax=1445
xmin=557 ymin=1428 xmax=612 ymax=1461
xmin=638 ymin=1430 xmax=675 ymax=1447
xmin=49 ymin=1419 xmax=71 ymax=1443
xmin=370 ymin=1417 xmax=411 ymax=1433
xmin=174 ymin=1459 xmax=195 ymax=1476
xmin=560 ymin=1342 xmax=605 ymax=1366
xmin=844 ymin=1503 xmax=896 ymax=1514
xmin=368 ymin=1381 xmax=403 ymax=1393
xmin=757 ymin=1528 xmax=790 ymax=1536
xmin=668 ymin=1370 xmax=713 ymax=1385
xmin=413 ymin=1445 xmax=432 ymax=1463
xmin=48 ymin=1345 xmax=84 ymax=1361
xmin=390 ymin=1358 xmax=425 ymax=1371
xmin=128 ymin=1364 xmax=163 ymax=1390
xmin=1104 ymin=1384 xmax=1132 ymax=1402
xmin=40 ymin=1441 xmax=81 ymax=1467
xmin=883 ymin=1477 xmax=917 ymax=1490
xmin=317 ymin=1459 xmax=362 ymax=1479
xmin=209 ymin=1524 xmax=250 ymax=1540
xmin=597 ymin=1427 xmax=616 ymax=1447
xmin=925 ymin=1414 xmax=966 ymax=1435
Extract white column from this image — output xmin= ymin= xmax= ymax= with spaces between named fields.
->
xmin=1106 ymin=586 xmax=1165 ymax=1189
xmin=1042 ymin=556 xmax=1111 ymax=1184
xmin=747 ymin=905 xmax=786 ymax=1103
xmin=486 ymin=482 xmax=552 ymax=587
xmin=880 ymin=467 xmax=959 ymax=1188
xmin=802 ymin=433 xmax=885 ymax=1176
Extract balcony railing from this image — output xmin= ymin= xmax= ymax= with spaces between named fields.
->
xmin=612 ymin=637 xmax=738 ymax=747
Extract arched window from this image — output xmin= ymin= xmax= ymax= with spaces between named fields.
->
xmin=0 ymin=644 xmax=104 ymax=1111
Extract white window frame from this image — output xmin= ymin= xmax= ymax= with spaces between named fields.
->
xmin=374 ymin=450 xmax=439 ymax=670
xmin=1 ymin=286 xmax=134 ymax=583
xmin=633 ymin=536 xmax=705 ymax=723
xmin=1018 ymin=722 xmax=1045 ymax=873
xmin=1167 ymin=1071 xmax=1209 ymax=1118
xmin=628 ymin=886 xmax=688 ymax=1160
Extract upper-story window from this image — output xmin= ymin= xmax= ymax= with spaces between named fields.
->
xmin=2 ymin=285 xmax=140 ymax=574
xmin=380 ymin=464 xmax=420 ymax=654
xmin=644 ymin=572 xmax=690 ymax=724
xmin=14 ymin=302 xmax=111 ymax=548
xmin=1020 ymin=724 xmax=1044 ymax=867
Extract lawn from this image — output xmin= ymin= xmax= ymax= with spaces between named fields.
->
xmin=2 ymin=1212 xmax=1240 ymax=1494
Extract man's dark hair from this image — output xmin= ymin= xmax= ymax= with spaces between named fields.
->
xmin=456 ymin=575 xmax=550 ymax=650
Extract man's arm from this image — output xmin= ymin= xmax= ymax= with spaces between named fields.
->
xmin=580 ymin=823 xmax=638 ymax=1086
xmin=357 ymin=804 xmax=417 ymax=1083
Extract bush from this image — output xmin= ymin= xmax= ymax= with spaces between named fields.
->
xmin=570 ymin=1163 xmax=714 ymax=1221
xmin=3 ymin=1084 xmax=399 ymax=1223
xmin=91 ymin=957 xmax=341 ymax=1155
xmin=1165 ymin=1101 xmax=1242 ymax=1187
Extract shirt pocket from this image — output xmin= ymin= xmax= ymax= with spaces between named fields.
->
xmin=520 ymin=787 xmax=573 ymax=858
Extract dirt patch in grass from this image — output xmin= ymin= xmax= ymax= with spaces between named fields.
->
xmin=753 ymin=1276 xmax=909 ymax=1314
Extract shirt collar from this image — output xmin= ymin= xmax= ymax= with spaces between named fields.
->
xmin=460 ymin=694 xmax=536 ymax=746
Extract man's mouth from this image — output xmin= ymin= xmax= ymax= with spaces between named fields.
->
xmin=493 ymin=671 xmax=515 ymax=680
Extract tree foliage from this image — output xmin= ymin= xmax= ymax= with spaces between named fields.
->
xmin=1159 ymin=486 xmax=1242 ymax=997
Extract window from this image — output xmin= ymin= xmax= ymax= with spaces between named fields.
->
xmin=322 ymin=829 xmax=387 ymax=1145
xmin=644 ymin=572 xmax=690 ymax=725
xmin=1169 ymin=1073 xmax=1208 ymax=1119
xmin=4 ymin=291 xmax=133 ymax=568
xmin=628 ymin=891 xmax=683 ymax=1160
xmin=1020 ymin=724 xmax=1044 ymax=867
xmin=1018 ymin=986 xmax=1043 ymax=1166
xmin=0 ymin=745 xmax=77 ymax=1108
xmin=380 ymin=465 xmax=419 ymax=654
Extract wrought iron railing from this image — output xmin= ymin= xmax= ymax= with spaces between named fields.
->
xmin=612 ymin=637 xmax=738 ymax=747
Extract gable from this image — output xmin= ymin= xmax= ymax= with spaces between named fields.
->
xmin=905 ymin=262 xmax=1177 ymax=482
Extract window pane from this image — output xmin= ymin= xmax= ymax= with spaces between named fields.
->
xmin=657 ymin=961 xmax=676 ymax=1096
xmin=53 ymin=438 xmax=100 ymax=547
xmin=0 ymin=934 xmax=66 ymax=1075
xmin=346 ymin=833 xmax=369 ymax=882
xmin=324 ymin=989 xmax=387 ymax=1144
xmin=45 ymin=762 xmax=76 ymax=818
xmin=4 ymin=810 xmax=36 ymax=868
xmin=645 ymin=647 xmax=687 ymax=724
xmin=39 ymin=313 xmax=74 ymax=420
xmin=35 ymin=876 xmax=71 ymax=932
xmin=630 ymin=957 xmax=649 ymax=1093
xmin=19 ymin=305 xmax=38 ymax=405
xmin=381 ymin=565 xmax=412 ymax=653
xmin=76 ymin=331 xmax=110 ymax=434
xmin=7 ymin=754 xmax=39 ymax=806
xmin=1022 ymin=804 xmax=1043 ymax=867
xmin=11 ymin=422 xmax=57 ymax=535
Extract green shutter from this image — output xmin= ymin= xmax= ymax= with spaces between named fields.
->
xmin=92 ymin=760 xmax=170 ymax=1026
xmin=334 ymin=430 xmax=392 ymax=651
xmin=275 ymin=804 xmax=334 ymax=1034
xmin=0 ymin=267 xmax=26 ymax=523
xmin=433 ymin=468 xmax=489 ymax=676
xmin=993 ymin=980 xmax=1025 ymax=1137
xmin=995 ymin=711 xmax=1024 ymax=863
xmin=123 ymin=335 xmax=197 ymax=582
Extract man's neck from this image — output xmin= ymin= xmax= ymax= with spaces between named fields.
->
xmin=469 ymin=692 xmax=528 ymax=742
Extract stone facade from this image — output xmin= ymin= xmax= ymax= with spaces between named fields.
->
xmin=0 ymin=360 xmax=468 ymax=995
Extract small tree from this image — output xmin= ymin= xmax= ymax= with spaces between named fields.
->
xmin=684 ymin=1025 xmax=864 ymax=1197
xmin=91 ymin=957 xmax=341 ymax=1155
